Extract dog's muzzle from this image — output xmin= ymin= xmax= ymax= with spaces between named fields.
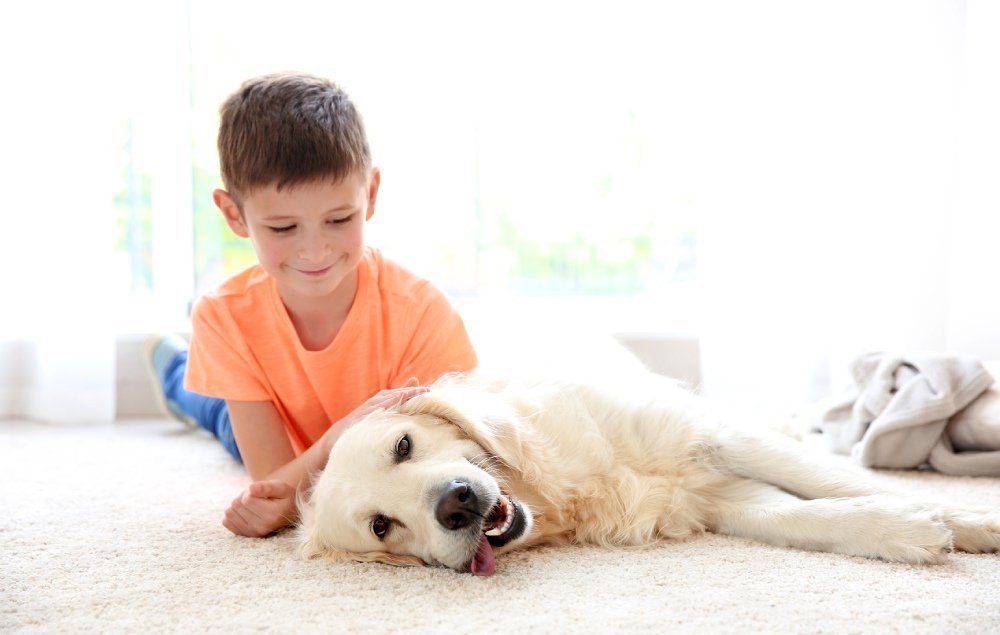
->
xmin=434 ymin=479 xmax=527 ymax=576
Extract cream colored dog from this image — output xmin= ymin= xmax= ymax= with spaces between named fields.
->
xmin=298 ymin=373 xmax=1000 ymax=576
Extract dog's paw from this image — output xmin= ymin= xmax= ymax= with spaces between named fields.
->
xmin=872 ymin=515 xmax=952 ymax=564
xmin=844 ymin=501 xmax=953 ymax=564
xmin=940 ymin=508 xmax=1000 ymax=554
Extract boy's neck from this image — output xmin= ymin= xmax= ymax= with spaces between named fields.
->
xmin=277 ymin=269 xmax=359 ymax=352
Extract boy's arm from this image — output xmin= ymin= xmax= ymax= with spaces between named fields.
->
xmin=222 ymin=400 xmax=304 ymax=537
xmin=227 ymin=400 xmax=297 ymax=481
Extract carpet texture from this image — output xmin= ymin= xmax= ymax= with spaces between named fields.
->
xmin=2 ymin=418 xmax=999 ymax=634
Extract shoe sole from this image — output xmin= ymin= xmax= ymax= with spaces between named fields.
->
xmin=142 ymin=335 xmax=198 ymax=428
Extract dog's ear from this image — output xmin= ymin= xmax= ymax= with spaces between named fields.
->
xmin=401 ymin=386 xmax=572 ymax=510
xmin=301 ymin=542 xmax=426 ymax=568
xmin=399 ymin=390 xmax=522 ymax=472
xmin=300 ymin=539 xmax=349 ymax=561
xmin=298 ymin=517 xmax=336 ymax=561
xmin=352 ymin=551 xmax=427 ymax=567
xmin=300 ymin=538 xmax=426 ymax=568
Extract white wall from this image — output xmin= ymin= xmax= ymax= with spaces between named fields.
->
xmin=692 ymin=0 xmax=999 ymax=415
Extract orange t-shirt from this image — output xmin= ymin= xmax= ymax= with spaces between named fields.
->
xmin=184 ymin=248 xmax=478 ymax=454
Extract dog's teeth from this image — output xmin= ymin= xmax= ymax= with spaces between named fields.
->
xmin=484 ymin=497 xmax=516 ymax=537
xmin=495 ymin=501 xmax=515 ymax=534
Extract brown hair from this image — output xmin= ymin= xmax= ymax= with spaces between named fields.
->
xmin=217 ymin=72 xmax=371 ymax=203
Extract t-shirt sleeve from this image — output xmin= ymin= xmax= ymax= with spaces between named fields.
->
xmin=184 ymin=297 xmax=271 ymax=402
xmin=392 ymin=283 xmax=478 ymax=387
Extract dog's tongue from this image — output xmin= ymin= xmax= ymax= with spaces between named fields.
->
xmin=470 ymin=534 xmax=496 ymax=576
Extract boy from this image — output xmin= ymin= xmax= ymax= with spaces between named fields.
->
xmin=145 ymin=72 xmax=478 ymax=538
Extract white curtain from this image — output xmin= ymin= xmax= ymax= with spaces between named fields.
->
xmin=1 ymin=4 xmax=197 ymax=424
xmin=697 ymin=0 xmax=1000 ymax=412
xmin=0 ymin=7 xmax=120 ymax=423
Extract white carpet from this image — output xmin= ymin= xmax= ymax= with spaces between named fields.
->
xmin=3 ymin=418 xmax=999 ymax=634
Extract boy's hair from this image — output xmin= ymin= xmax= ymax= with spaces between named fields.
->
xmin=217 ymin=72 xmax=371 ymax=203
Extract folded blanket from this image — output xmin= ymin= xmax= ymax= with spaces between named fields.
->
xmin=814 ymin=352 xmax=1000 ymax=476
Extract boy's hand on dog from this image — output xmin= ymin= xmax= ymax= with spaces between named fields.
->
xmin=320 ymin=380 xmax=429 ymax=453
xmin=349 ymin=380 xmax=428 ymax=423
xmin=223 ymin=480 xmax=297 ymax=537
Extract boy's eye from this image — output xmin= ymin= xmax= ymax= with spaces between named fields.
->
xmin=269 ymin=225 xmax=295 ymax=234
xmin=329 ymin=214 xmax=355 ymax=225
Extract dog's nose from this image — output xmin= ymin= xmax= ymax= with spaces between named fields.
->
xmin=435 ymin=480 xmax=480 ymax=530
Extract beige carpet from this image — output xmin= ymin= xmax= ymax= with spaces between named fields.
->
xmin=3 ymin=418 xmax=999 ymax=634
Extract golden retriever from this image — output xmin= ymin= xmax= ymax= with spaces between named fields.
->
xmin=298 ymin=372 xmax=1000 ymax=576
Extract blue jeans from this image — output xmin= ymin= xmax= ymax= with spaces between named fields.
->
xmin=163 ymin=351 xmax=242 ymax=462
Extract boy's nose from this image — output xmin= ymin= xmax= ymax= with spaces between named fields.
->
xmin=296 ymin=231 xmax=331 ymax=261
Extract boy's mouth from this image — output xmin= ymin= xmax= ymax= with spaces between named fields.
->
xmin=295 ymin=265 xmax=333 ymax=277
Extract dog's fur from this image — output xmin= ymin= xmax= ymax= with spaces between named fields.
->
xmin=298 ymin=372 xmax=1000 ymax=575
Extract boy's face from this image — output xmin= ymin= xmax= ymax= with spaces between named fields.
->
xmin=214 ymin=169 xmax=380 ymax=305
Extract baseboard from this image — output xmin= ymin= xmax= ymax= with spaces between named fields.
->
xmin=116 ymin=334 xmax=170 ymax=419
xmin=115 ymin=332 xmax=702 ymax=419
xmin=613 ymin=333 xmax=702 ymax=387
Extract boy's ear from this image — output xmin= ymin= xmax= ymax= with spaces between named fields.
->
xmin=365 ymin=168 xmax=381 ymax=221
xmin=214 ymin=189 xmax=250 ymax=238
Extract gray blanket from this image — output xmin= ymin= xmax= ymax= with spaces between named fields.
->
xmin=814 ymin=352 xmax=1000 ymax=476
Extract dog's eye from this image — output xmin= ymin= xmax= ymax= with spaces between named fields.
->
xmin=395 ymin=434 xmax=411 ymax=460
xmin=371 ymin=515 xmax=392 ymax=540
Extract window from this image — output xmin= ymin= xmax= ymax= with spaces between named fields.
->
xmin=114 ymin=3 xmax=702 ymax=334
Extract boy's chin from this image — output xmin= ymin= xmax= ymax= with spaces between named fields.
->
xmin=275 ymin=269 xmax=355 ymax=301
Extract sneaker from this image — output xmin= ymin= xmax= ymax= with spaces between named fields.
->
xmin=142 ymin=334 xmax=197 ymax=427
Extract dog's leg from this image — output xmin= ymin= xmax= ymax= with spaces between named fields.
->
xmin=709 ymin=424 xmax=885 ymax=499
xmin=934 ymin=507 xmax=1000 ymax=554
xmin=709 ymin=480 xmax=954 ymax=564
xmin=709 ymin=426 xmax=1000 ymax=554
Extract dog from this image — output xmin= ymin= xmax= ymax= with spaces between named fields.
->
xmin=297 ymin=372 xmax=1000 ymax=576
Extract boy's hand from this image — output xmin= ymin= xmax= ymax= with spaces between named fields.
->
xmin=348 ymin=378 xmax=428 ymax=425
xmin=222 ymin=480 xmax=297 ymax=538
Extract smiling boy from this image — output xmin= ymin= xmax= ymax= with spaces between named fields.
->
xmin=145 ymin=73 xmax=477 ymax=537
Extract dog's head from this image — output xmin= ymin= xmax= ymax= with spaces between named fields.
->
xmin=297 ymin=389 xmax=533 ymax=576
